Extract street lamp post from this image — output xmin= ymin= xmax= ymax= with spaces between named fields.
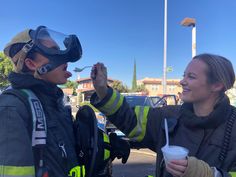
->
xmin=163 ymin=0 xmax=168 ymax=95
xmin=181 ymin=17 xmax=196 ymax=58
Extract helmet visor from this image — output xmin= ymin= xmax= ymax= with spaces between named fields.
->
xmin=33 ymin=26 xmax=82 ymax=56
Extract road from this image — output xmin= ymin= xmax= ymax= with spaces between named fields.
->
xmin=112 ymin=149 xmax=156 ymax=177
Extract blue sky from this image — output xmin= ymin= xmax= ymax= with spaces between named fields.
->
xmin=1 ymin=0 xmax=236 ymax=87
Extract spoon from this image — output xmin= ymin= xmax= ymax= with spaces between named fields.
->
xmin=164 ymin=118 xmax=169 ymax=148
xmin=74 ymin=66 xmax=92 ymax=72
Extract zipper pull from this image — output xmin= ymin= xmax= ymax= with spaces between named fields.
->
xmin=79 ymin=150 xmax=84 ymax=158
xmin=59 ymin=143 xmax=67 ymax=158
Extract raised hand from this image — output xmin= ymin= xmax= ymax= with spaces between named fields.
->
xmin=90 ymin=62 xmax=108 ymax=100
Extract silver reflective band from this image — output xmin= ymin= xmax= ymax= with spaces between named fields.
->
xmin=22 ymin=89 xmax=47 ymax=146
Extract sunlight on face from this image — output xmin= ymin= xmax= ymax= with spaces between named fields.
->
xmin=180 ymin=59 xmax=213 ymax=103
xmin=33 ymin=38 xmax=71 ymax=84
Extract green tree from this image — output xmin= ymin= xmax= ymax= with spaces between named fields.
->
xmin=65 ymin=80 xmax=75 ymax=88
xmin=135 ymin=84 xmax=148 ymax=93
xmin=65 ymin=80 xmax=78 ymax=95
xmin=111 ymin=80 xmax=129 ymax=93
xmin=132 ymin=59 xmax=137 ymax=91
xmin=0 ymin=52 xmax=14 ymax=88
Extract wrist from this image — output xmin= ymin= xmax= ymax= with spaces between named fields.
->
xmin=97 ymin=86 xmax=108 ymax=100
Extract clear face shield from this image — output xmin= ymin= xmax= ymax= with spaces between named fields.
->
xmin=28 ymin=26 xmax=82 ymax=74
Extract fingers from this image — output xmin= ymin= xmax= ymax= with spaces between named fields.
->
xmin=166 ymin=159 xmax=188 ymax=177
xmin=166 ymin=164 xmax=184 ymax=177
xmin=122 ymin=150 xmax=130 ymax=164
xmin=90 ymin=62 xmax=108 ymax=99
xmin=91 ymin=66 xmax=97 ymax=80
xmin=122 ymin=155 xmax=128 ymax=164
xmin=90 ymin=62 xmax=107 ymax=80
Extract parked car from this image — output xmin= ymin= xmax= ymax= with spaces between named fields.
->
xmin=125 ymin=95 xmax=154 ymax=107
xmin=104 ymin=94 xmax=178 ymax=140
xmin=105 ymin=95 xmax=154 ymax=136
xmin=152 ymin=94 xmax=178 ymax=107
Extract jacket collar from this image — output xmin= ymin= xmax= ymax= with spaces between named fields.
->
xmin=8 ymin=72 xmax=64 ymax=100
xmin=180 ymin=95 xmax=231 ymax=129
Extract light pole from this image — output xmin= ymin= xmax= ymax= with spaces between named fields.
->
xmin=181 ymin=17 xmax=196 ymax=58
xmin=163 ymin=0 xmax=168 ymax=95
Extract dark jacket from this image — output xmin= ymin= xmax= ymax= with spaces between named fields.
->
xmin=91 ymin=88 xmax=236 ymax=177
xmin=0 ymin=72 xmax=78 ymax=177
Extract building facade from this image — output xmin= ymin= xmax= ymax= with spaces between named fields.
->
xmin=137 ymin=77 xmax=182 ymax=96
xmin=76 ymin=77 xmax=114 ymax=102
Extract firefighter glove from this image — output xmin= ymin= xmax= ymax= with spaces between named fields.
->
xmin=109 ymin=133 xmax=130 ymax=164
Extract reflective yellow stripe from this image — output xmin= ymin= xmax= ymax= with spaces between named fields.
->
xmin=128 ymin=106 xmax=140 ymax=138
xmin=99 ymin=90 xmax=117 ymax=114
xmin=103 ymin=133 xmax=110 ymax=143
xmin=128 ymin=106 xmax=150 ymax=142
xmin=82 ymin=166 xmax=85 ymax=177
xmin=103 ymin=133 xmax=110 ymax=160
xmin=99 ymin=90 xmax=124 ymax=116
xmin=0 ymin=165 xmax=35 ymax=176
xmin=104 ymin=149 xmax=110 ymax=160
xmin=69 ymin=165 xmax=85 ymax=177
xmin=137 ymin=106 xmax=149 ymax=141
xmin=230 ymin=172 xmax=236 ymax=177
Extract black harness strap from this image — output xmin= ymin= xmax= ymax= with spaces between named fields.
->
xmin=2 ymin=89 xmax=48 ymax=177
xmin=2 ymin=89 xmax=33 ymax=135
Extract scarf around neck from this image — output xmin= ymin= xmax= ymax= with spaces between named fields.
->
xmin=180 ymin=95 xmax=231 ymax=129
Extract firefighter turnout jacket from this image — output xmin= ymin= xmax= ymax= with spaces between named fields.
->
xmin=0 ymin=72 xmax=80 ymax=177
xmin=91 ymin=87 xmax=236 ymax=177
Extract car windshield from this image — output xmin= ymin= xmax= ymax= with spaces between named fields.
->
xmin=125 ymin=96 xmax=151 ymax=107
xmin=149 ymin=96 xmax=161 ymax=105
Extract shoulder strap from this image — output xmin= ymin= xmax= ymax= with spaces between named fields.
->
xmin=218 ymin=106 xmax=236 ymax=168
xmin=2 ymin=88 xmax=48 ymax=174
xmin=2 ymin=88 xmax=47 ymax=147
xmin=21 ymin=89 xmax=47 ymax=147
xmin=3 ymin=88 xmax=31 ymax=111
xmin=20 ymin=89 xmax=50 ymax=177
xmin=2 ymin=88 xmax=33 ymax=135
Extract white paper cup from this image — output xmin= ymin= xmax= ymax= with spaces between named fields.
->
xmin=161 ymin=145 xmax=189 ymax=163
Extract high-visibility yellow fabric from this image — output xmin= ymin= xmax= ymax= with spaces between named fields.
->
xmin=230 ymin=172 xmax=236 ymax=177
xmin=68 ymin=165 xmax=85 ymax=177
xmin=0 ymin=165 xmax=35 ymax=177
xmin=103 ymin=133 xmax=110 ymax=143
xmin=104 ymin=149 xmax=110 ymax=160
xmin=103 ymin=133 xmax=111 ymax=160
xmin=99 ymin=90 xmax=124 ymax=116
xmin=128 ymin=106 xmax=150 ymax=142
xmin=128 ymin=106 xmax=140 ymax=138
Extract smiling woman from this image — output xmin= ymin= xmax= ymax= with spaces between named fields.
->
xmin=180 ymin=54 xmax=235 ymax=116
xmin=90 ymin=54 xmax=236 ymax=177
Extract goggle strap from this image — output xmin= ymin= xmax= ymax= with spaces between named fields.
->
xmin=12 ymin=41 xmax=35 ymax=73
xmin=12 ymin=50 xmax=27 ymax=73
xmin=22 ymin=41 xmax=34 ymax=53
xmin=37 ymin=63 xmax=53 ymax=75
